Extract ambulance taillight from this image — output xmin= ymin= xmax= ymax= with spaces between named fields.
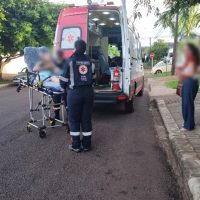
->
xmin=112 ymin=67 xmax=120 ymax=91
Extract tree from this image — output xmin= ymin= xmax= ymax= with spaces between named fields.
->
xmin=155 ymin=5 xmax=200 ymax=38
xmin=131 ymin=0 xmax=160 ymax=21
xmin=151 ymin=40 xmax=169 ymax=62
xmin=179 ymin=5 xmax=200 ymax=38
xmin=165 ymin=0 xmax=199 ymax=11
xmin=155 ymin=1 xmax=200 ymax=74
xmin=171 ymin=10 xmax=179 ymax=75
xmin=0 ymin=0 xmax=66 ymax=79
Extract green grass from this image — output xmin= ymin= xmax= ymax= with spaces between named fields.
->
xmin=166 ymin=78 xmax=200 ymax=91
xmin=154 ymin=72 xmax=172 ymax=78
xmin=0 ymin=80 xmax=11 ymax=85
xmin=166 ymin=80 xmax=178 ymax=89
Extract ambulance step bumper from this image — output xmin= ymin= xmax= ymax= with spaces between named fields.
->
xmin=94 ymin=92 xmax=125 ymax=104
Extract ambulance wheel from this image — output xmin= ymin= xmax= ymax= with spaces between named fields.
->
xmin=39 ymin=130 xmax=46 ymax=138
xmin=125 ymin=98 xmax=134 ymax=113
xmin=137 ymin=87 xmax=144 ymax=97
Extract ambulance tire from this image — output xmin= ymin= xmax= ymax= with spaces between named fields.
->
xmin=125 ymin=98 xmax=134 ymax=113
xmin=137 ymin=87 xmax=144 ymax=97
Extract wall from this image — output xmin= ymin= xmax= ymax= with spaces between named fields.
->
xmin=2 ymin=56 xmax=27 ymax=80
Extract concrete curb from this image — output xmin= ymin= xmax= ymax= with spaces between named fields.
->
xmin=157 ymin=99 xmax=200 ymax=200
xmin=0 ymin=83 xmax=13 ymax=89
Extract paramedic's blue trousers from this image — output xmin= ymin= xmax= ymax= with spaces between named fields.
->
xmin=67 ymin=86 xmax=94 ymax=149
xmin=182 ymin=78 xmax=199 ymax=130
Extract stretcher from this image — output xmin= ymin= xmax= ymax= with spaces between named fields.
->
xmin=16 ymin=47 xmax=67 ymax=138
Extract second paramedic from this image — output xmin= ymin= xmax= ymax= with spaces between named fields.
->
xmin=60 ymin=40 xmax=94 ymax=152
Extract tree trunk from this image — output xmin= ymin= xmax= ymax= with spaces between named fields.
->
xmin=0 ymin=58 xmax=3 ymax=80
xmin=171 ymin=9 xmax=179 ymax=75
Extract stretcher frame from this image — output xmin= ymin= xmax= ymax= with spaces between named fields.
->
xmin=17 ymin=70 xmax=67 ymax=138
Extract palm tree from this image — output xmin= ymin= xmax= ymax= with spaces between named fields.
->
xmin=155 ymin=4 xmax=200 ymax=74
xmin=180 ymin=5 xmax=200 ymax=37
xmin=155 ymin=5 xmax=200 ymax=38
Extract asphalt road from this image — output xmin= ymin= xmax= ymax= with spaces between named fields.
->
xmin=0 ymin=86 xmax=180 ymax=200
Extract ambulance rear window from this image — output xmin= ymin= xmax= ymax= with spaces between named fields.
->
xmin=61 ymin=27 xmax=82 ymax=49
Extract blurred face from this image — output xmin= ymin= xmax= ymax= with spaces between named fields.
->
xmin=57 ymin=53 xmax=64 ymax=61
xmin=184 ymin=45 xmax=193 ymax=60
xmin=41 ymin=53 xmax=52 ymax=63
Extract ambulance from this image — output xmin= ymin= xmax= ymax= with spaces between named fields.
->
xmin=54 ymin=1 xmax=144 ymax=113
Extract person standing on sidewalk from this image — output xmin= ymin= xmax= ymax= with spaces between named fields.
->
xmin=60 ymin=40 xmax=94 ymax=152
xmin=177 ymin=43 xmax=200 ymax=131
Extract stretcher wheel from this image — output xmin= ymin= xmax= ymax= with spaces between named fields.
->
xmin=27 ymin=124 xmax=31 ymax=132
xmin=39 ymin=130 xmax=46 ymax=138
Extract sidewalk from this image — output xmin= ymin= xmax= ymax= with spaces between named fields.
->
xmin=148 ymin=76 xmax=200 ymax=200
xmin=147 ymin=77 xmax=176 ymax=98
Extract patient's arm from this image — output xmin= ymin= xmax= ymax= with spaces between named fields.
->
xmin=33 ymin=61 xmax=56 ymax=72
xmin=33 ymin=62 xmax=42 ymax=72
xmin=50 ymin=76 xmax=60 ymax=83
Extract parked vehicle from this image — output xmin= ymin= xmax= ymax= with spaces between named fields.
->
xmin=54 ymin=2 xmax=144 ymax=113
xmin=12 ymin=68 xmax=27 ymax=85
xmin=151 ymin=59 xmax=172 ymax=74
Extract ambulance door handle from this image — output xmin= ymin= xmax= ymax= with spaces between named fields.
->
xmin=131 ymin=57 xmax=137 ymax=60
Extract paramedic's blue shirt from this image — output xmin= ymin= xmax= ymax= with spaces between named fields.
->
xmin=60 ymin=54 xmax=92 ymax=89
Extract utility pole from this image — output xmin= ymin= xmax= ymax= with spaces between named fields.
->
xmin=171 ymin=9 xmax=179 ymax=75
xmin=149 ymin=37 xmax=152 ymax=52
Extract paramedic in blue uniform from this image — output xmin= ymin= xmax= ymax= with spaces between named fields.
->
xmin=60 ymin=40 xmax=94 ymax=152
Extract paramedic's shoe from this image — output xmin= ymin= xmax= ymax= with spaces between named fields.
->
xmin=68 ymin=144 xmax=81 ymax=153
xmin=82 ymin=136 xmax=92 ymax=152
xmin=83 ymin=147 xmax=92 ymax=152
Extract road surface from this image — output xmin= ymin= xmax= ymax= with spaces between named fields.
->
xmin=0 ymin=86 xmax=180 ymax=200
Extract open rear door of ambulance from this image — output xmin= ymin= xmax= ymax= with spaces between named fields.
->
xmin=55 ymin=7 xmax=89 ymax=58
xmin=119 ymin=0 xmax=131 ymax=97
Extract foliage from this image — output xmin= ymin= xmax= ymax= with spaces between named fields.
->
xmin=155 ymin=1 xmax=200 ymax=75
xmin=108 ymin=45 xmax=120 ymax=58
xmin=166 ymin=80 xmax=178 ymax=89
xmin=130 ymin=0 xmax=160 ymax=21
xmin=155 ymin=5 xmax=200 ymax=38
xmin=164 ymin=0 xmax=200 ymax=12
xmin=179 ymin=5 xmax=200 ymax=37
xmin=142 ymin=47 xmax=150 ymax=56
xmin=0 ymin=79 xmax=11 ymax=85
xmin=166 ymin=78 xmax=200 ymax=90
xmin=0 ymin=0 xmax=66 ymax=64
xmin=154 ymin=72 xmax=172 ymax=78
xmin=151 ymin=40 xmax=169 ymax=62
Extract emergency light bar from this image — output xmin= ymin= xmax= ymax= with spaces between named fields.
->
xmin=107 ymin=1 xmax=114 ymax=5
xmin=87 ymin=0 xmax=114 ymax=6
xmin=68 ymin=4 xmax=75 ymax=7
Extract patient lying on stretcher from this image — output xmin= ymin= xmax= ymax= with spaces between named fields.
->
xmin=32 ymin=50 xmax=63 ymax=92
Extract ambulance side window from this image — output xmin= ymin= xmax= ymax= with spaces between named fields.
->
xmin=137 ymin=39 xmax=142 ymax=60
xmin=61 ymin=27 xmax=82 ymax=49
xmin=129 ymin=29 xmax=137 ymax=59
